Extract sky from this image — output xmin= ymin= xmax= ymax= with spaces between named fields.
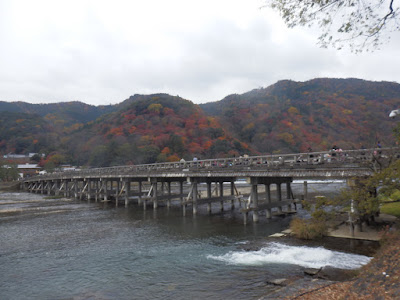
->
xmin=0 ymin=0 xmax=399 ymax=106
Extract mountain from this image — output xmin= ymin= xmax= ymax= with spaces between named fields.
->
xmin=0 ymin=112 xmax=56 ymax=155
xmin=200 ymin=78 xmax=400 ymax=153
xmin=0 ymin=101 xmax=116 ymax=127
xmin=64 ymin=94 xmax=250 ymax=166
xmin=1 ymin=78 xmax=399 ymax=168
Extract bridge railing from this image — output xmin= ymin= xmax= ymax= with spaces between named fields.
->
xmin=26 ymin=147 xmax=399 ymax=181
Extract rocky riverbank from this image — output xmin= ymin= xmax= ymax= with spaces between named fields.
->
xmin=271 ymin=217 xmax=400 ymax=299
xmin=281 ymin=229 xmax=400 ymax=299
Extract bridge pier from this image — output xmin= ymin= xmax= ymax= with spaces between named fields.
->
xmin=277 ymin=183 xmax=282 ymax=214
xmin=230 ymin=181 xmax=235 ymax=210
xmin=241 ymin=177 xmax=298 ymax=224
xmin=251 ymin=180 xmax=259 ymax=222
xmin=125 ymin=180 xmax=130 ymax=207
xmin=73 ymin=180 xmax=78 ymax=200
xmin=192 ymin=181 xmax=198 ymax=215
xmin=102 ymin=180 xmax=109 ymax=202
xmin=265 ymin=184 xmax=272 ymax=218
xmin=94 ymin=180 xmax=99 ymax=202
xmin=54 ymin=180 xmax=60 ymax=197
xmin=179 ymin=181 xmax=184 ymax=205
xmin=167 ymin=182 xmax=172 ymax=208
xmin=40 ymin=181 xmax=44 ymax=194
xmin=138 ymin=181 xmax=143 ymax=206
xmin=207 ymin=181 xmax=212 ymax=213
xmin=303 ymin=181 xmax=308 ymax=201
xmin=219 ymin=181 xmax=224 ymax=212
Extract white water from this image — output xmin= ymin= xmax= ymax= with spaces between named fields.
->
xmin=208 ymin=242 xmax=372 ymax=269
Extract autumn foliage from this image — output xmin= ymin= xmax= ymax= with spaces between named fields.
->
xmin=0 ymin=78 xmax=399 ymax=167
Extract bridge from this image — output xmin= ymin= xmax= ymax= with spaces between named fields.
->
xmin=21 ymin=147 xmax=399 ymax=224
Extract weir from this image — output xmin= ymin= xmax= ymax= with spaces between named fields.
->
xmin=21 ymin=148 xmax=399 ymax=224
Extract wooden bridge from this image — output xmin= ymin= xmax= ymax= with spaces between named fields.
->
xmin=21 ymin=148 xmax=399 ymax=224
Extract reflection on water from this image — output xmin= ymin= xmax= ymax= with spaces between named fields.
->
xmin=0 ymin=187 xmax=372 ymax=300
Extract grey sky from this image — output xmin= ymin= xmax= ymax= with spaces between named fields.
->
xmin=0 ymin=0 xmax=399 ymax=105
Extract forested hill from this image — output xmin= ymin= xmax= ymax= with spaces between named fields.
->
xmin=0 ymin=101 xmax=116 ymax=127
xmin=0 ymin=78 xmax=399 ymax=168
xmin=200 ymin=78 xmax=400 ymax=153
xmin=60 ymin=94 xmax=250 ymax=166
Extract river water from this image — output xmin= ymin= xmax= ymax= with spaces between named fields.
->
xmin=0 ymin=181 xmax=375 ymax=300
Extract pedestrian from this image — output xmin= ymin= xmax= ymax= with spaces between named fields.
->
xmin=193 ymin=156 xmax=198 ymax=168
xmin=180 ymin=158 xmax=186 ymax=167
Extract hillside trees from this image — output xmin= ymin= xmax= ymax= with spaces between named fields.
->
xmin=201 ymin=79 xmax=399 ymax=154
xmin=0 ymin=112 xmax=58 ymax=154
xmin=1 ymin=79 xmax=399 ymax=167
xmin=267 ymin=0 xmax=399 ymax=51
xmin=67 ymin=94 xmax=250 ymax=167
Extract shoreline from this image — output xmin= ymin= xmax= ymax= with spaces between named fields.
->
xmin=262 ymin=214 xmax=398 ymax=299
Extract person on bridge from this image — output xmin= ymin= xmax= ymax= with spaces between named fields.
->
xmin=193 ymin=156 xmax=198 ymax=168
xmin=180 ymin=158 xmax=186 ymax=167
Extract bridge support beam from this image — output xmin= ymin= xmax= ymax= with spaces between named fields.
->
xmin=265 ymin=184 xmax=272 ymax=219
xmin=167 ymin=182 xmax=171 ymax=208
xmin=251 ymin=179 xmax=259 ymax=222
xmin=207 ymin=181 xmax=212 ymax=213
xmin=125 ymin=180 xmax=130 ymax=207
xmin=192 ymin=181 xmax=198 ymax=215
xmin=277 ymin=183 xmax=283 ymax=214
xmin=219 ymin=181 xmax=224 ymax=212
xmin=230 ymin=181 xmax=235 ymax=210
xmin=152 ymin=180 xmax=158 ymax=210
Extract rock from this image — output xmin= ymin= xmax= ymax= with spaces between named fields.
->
xmin=267 ymin=278 xmax=287 ymax=286
xmin=269 ymin=233 xmax=285 ymax=237
xmin=317 ymin=266 xmax=358 ymax=281
xmin=304 ymin=268 xmax=322 ymax=276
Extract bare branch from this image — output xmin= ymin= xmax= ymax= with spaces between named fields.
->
xmin=266 ymin=0 xmax=399 ymax=52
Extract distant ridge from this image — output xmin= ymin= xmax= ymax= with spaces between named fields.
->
xmin=0 ymin=78 xmax=399 ymax=167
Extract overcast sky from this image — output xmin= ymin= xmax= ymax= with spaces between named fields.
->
xmin=0 ymin=0 xmax=399 ymax=106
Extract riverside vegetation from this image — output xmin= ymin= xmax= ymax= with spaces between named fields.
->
xmin=287 ymin=148 xmax=400 ymax=298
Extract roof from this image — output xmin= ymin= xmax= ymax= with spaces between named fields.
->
xmin=17 ymin=164 xmax=41 ymax=169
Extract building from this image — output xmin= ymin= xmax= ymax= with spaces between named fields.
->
xmin=16 ymin=163 xmax=42 ymax=178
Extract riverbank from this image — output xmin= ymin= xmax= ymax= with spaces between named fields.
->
xmin=0 ymin=181 xmax=20 ymax=191
xmin=275 ymin=216 xmax=399 ymax=299
xmin=282 ymin=229 xmax=400 ymax=299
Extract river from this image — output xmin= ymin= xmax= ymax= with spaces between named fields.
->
xmin=0 ymin=181 xmax=376 ymax=299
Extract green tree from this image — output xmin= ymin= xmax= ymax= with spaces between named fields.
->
xmin=292 ymin=126 xmax=400 ymax=239
xmin=267 ymin=0 xmax=399 ymax=51
xmin=0 ymin=163 xmax=19 ymax=181
xmin=88 ymin=145 xmax=108 ymax=167
xmin=30 ymin=154 xmax=42 ymax=163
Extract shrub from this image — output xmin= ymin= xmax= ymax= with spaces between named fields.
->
xmin=290 ymin=217 xmax=328 ymax=240
xmin=380 ymin=202 xmax=400 ymax=218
